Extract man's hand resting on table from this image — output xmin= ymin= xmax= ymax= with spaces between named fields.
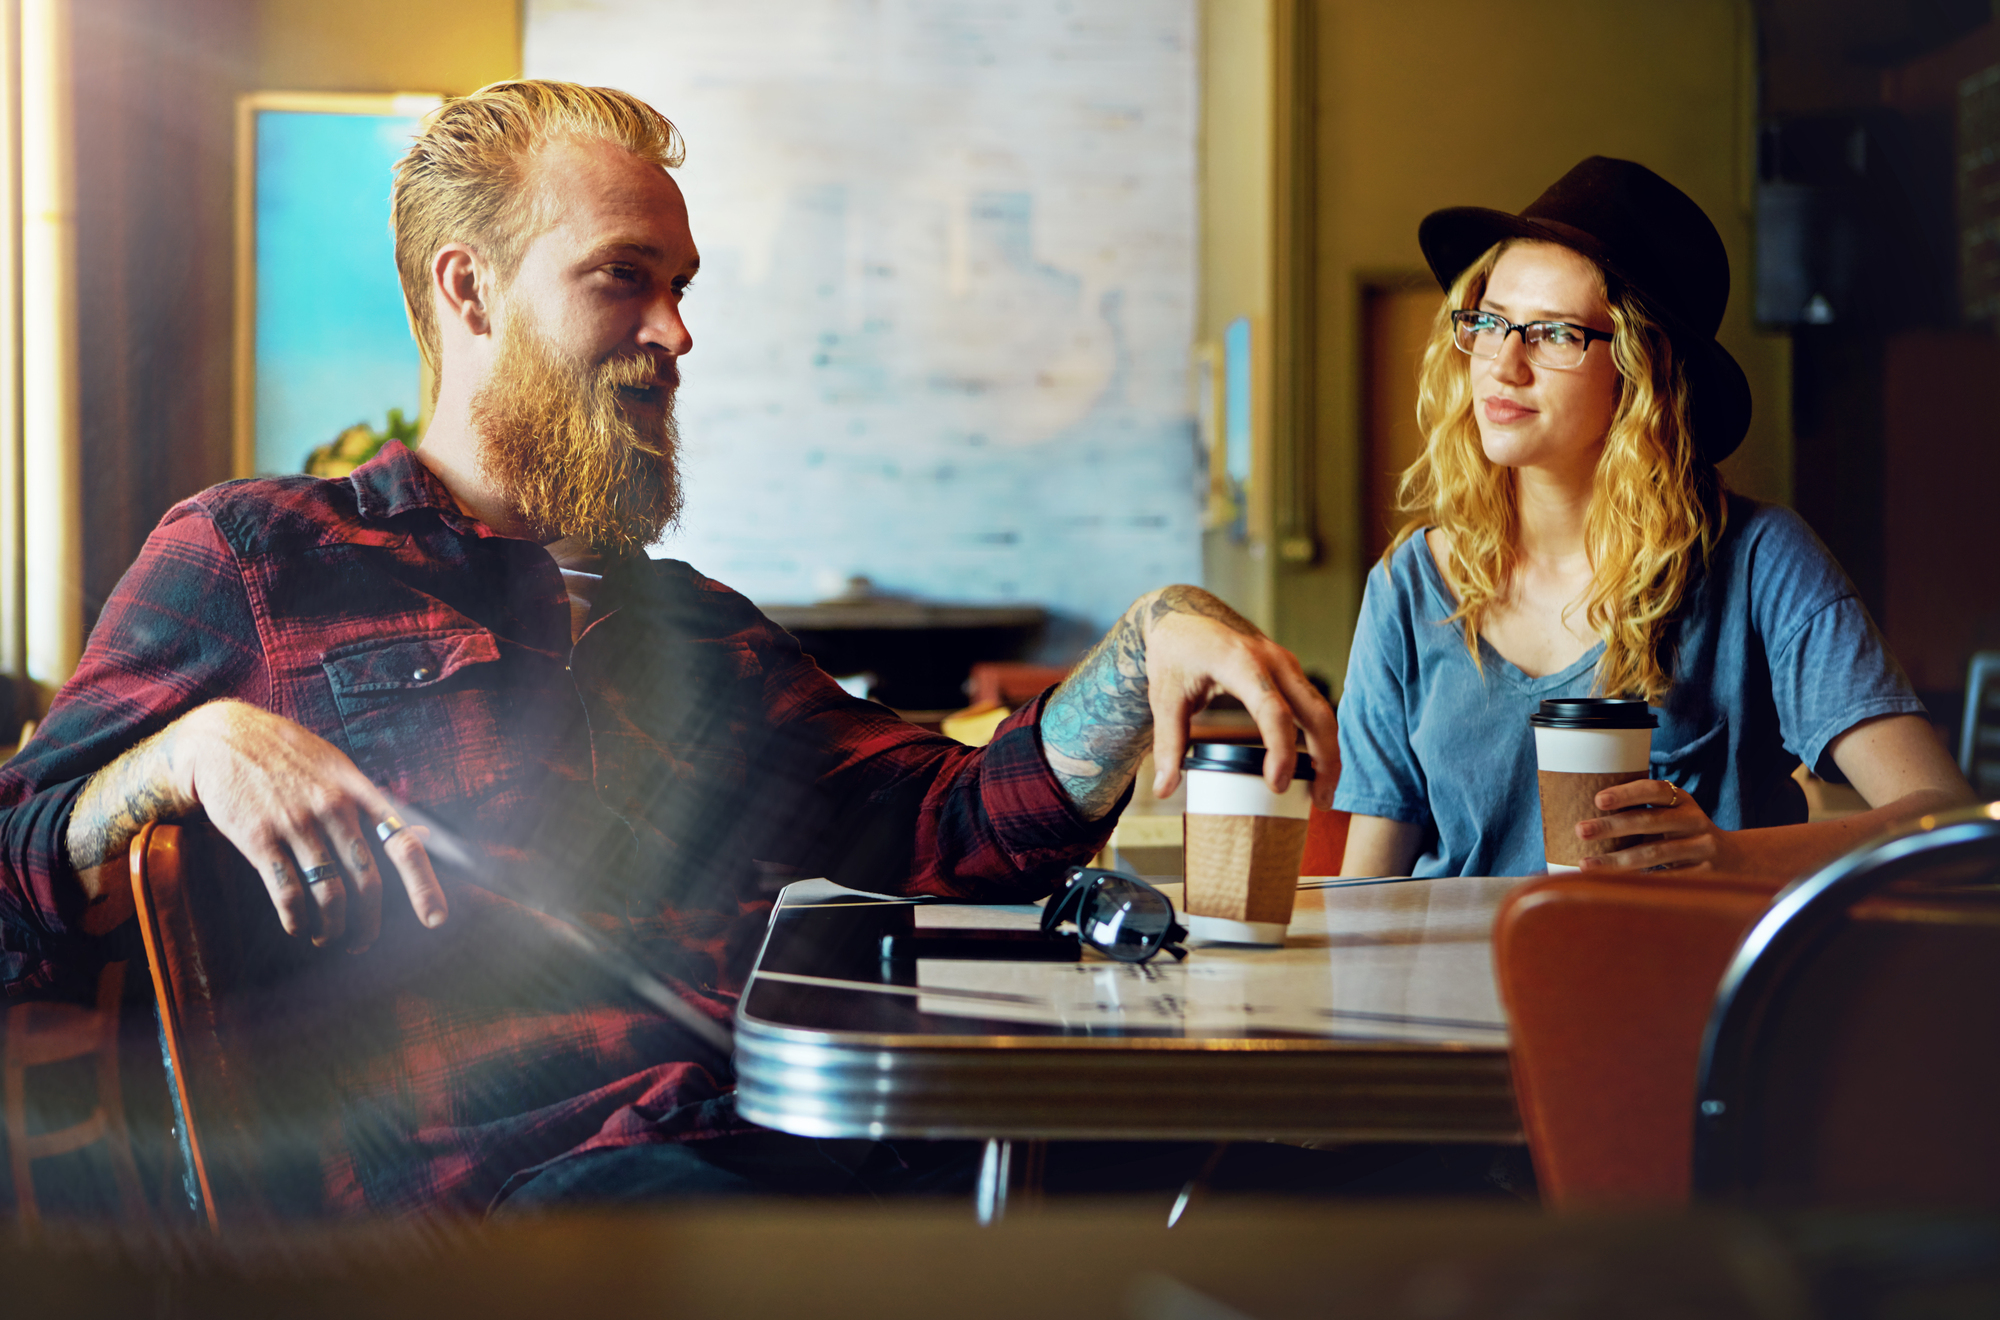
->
xmin=1039 ymin=585 xmax=1339 ymax=821
xmin=66 ymin=698 xmax=445 ymax=950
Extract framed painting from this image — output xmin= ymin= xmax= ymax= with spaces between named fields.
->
xmin=233 ymin=92 xmax=442 ymax=478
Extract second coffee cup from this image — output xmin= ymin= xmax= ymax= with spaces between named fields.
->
xmin=1181 ymin=742 xmax=1314 ymax=945
xmin=1530 ymin=697 xmax=1658 ymax=871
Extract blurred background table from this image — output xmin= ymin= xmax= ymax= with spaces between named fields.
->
xmin=760 ymin=577 xmax=1048 ymax=714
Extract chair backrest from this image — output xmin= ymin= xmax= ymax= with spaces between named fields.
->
xmin=1961 ymin=652 xmax=2000 ymax=798
xmin=965 ymin=661 xmax=1074 ymax=709
xmin=129 ymin=821 xmax=331 ymax=1228
xmin=129 ymin=822 xmax=245 ymax=1229
xmin=1492 ymin=868 xmax=1789 ymax=1208
xmin=1693 ymin=807 xmax=2000 ymax=1208
xmin=1298 ymin=807 xmax=1350 ymax=876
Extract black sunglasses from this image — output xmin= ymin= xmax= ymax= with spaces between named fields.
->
xmin=1041 ymin=867 xmax=1188 ymax=964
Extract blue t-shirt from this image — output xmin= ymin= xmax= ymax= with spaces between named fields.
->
xmin=1332 ymin=495 xmax=1925 ymax=877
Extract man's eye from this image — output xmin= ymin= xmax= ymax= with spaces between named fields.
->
xmin=604 ymin=265 xmax=641 ymax=283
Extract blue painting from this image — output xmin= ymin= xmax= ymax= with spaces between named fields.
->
xmin=1221 ymin=316 xmax=1253 ymax=543
xmin=253 ymin=110 xmax=424 ymax=476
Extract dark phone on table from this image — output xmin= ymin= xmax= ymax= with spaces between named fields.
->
xmin=880 ymin=929 xmax=1080 ymax=963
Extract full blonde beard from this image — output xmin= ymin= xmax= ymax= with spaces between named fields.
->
xmin=470 ymin=312 xmax=683 ymax=555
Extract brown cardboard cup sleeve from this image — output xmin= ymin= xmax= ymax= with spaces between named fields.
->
xmin=1180 ymin=763 xmax=1313 ymax=945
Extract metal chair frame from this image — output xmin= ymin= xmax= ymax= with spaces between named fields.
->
xmin=1960 ymin=651 xmax=2000 ymax=796
xmin=1691 ymin=806 xmax=2000 ymax=1201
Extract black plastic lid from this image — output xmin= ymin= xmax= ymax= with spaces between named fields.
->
xmin=1180 ymin=742 xmax=1316 ymax=780
xmin=1527 ymin=697 xmax=1658 ymax=730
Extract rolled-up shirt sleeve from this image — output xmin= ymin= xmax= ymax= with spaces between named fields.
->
xmin=0 ymin=504 xmax=264 ymax=996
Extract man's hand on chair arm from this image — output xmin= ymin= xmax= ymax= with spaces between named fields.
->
xmin=67 ymin=698 xmax=446 ymax=950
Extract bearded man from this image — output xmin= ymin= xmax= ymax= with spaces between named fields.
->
xmin=0 ymin=81 xmax=1336 ymax=1214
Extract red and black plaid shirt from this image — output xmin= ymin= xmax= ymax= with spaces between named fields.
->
xmin=0 ymin=441 xmax=1111 ymax=1213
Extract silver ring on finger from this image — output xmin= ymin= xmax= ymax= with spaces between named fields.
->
xmin=303 ymin=864 xmax=342 ymax=888
xmin=376 ymin=814 xmax=412 ymax=844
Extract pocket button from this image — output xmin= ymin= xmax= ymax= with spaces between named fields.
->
xmin=412 ymin=666 xmax=434 ymax=683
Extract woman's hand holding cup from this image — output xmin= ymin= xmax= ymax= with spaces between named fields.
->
xmin=1576 ymin=778 xmax=1732 ymax=872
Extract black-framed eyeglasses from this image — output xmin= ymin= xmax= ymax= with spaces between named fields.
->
xmin=1041 ymin=867 xmax=1188 ymax=964
xmin=1450 ymin=309 xmax=1614 ymax=370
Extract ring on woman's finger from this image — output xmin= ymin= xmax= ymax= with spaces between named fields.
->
xmin=1662 ymin=782 xmax=1681 ymax=809
xmin=303 ymin=864 xmax=342 ymax=888
xmin=376 ymin=814 xmax=412 ymax=844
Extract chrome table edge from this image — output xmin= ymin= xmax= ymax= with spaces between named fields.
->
xmin=733 ymin=1000 xmax=1520 ymax=1144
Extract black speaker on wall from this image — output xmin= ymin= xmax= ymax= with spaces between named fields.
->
xmin=1755 ymin=110 xmax=1956 ymax=329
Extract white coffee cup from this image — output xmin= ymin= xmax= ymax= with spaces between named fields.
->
xmin=1529 ymin=698 xmax=1658 ymax=872
xmin=1181 ymin=743 xmax=1314 ymax=945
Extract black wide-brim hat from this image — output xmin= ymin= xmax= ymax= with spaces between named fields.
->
xmin=1417 ymin=156 xmax=1752 ymax=464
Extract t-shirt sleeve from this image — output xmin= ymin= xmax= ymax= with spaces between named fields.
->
xmin=1333 ymin=551 xmax=1433 ymax=826
xmin=1750 ymin=508 xmax=1926 ymax=782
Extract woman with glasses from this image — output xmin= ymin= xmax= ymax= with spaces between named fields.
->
xmin=1335 ymin=157 xmax=1971 ymax=879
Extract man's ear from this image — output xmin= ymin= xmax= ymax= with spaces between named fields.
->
xmin=432 ymin=243 xmax=491 ymax=337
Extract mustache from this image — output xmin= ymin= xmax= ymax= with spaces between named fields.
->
xmin=598 ymin=354 xmax=679 ymax=392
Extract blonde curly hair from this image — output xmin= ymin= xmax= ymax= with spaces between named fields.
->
xmin=1389 ymin=239 xmax=1726 ymax=702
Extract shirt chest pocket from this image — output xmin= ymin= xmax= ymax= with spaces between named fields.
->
xmin=321 ymin=629 xmax=514 ymax=808
xmin=1651 ymin=717 xmax=1728 ymax=805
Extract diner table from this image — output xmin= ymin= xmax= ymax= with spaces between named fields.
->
xmin=734 ymin=873 xmax=1530 ymax=1219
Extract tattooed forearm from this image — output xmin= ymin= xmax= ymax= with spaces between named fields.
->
xmin=1040 ymin=585 xmax=1268 ymax=820
xmin=66 ymin=723 xmax=196 ymax=894
xmin=1041 ymin=606 xmax=1152 ymax=819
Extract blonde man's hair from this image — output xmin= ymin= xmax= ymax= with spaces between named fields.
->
xmin=1389 ymin=239 xmax=1727 ymax=703
xmin=391 ymin=79 xmax=686 ymax=383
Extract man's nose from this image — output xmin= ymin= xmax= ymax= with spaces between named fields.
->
xmin=639 ymin=292 xmax=693 ymax=358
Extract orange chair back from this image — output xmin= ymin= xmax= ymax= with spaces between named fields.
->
xmin=1299 ymin=808 xmax=1351 ymax=876
xmin=1497 ymin=860 xmax=2000 ymax=1210
xmin=965 ymin=662 xmax=1074 ymax=709
xmin=1492 ymin=870 xmax=1785 ymax=1208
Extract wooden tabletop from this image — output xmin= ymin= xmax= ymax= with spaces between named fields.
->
xmin=734 ymin=874 xmax=1529 ymax=1144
